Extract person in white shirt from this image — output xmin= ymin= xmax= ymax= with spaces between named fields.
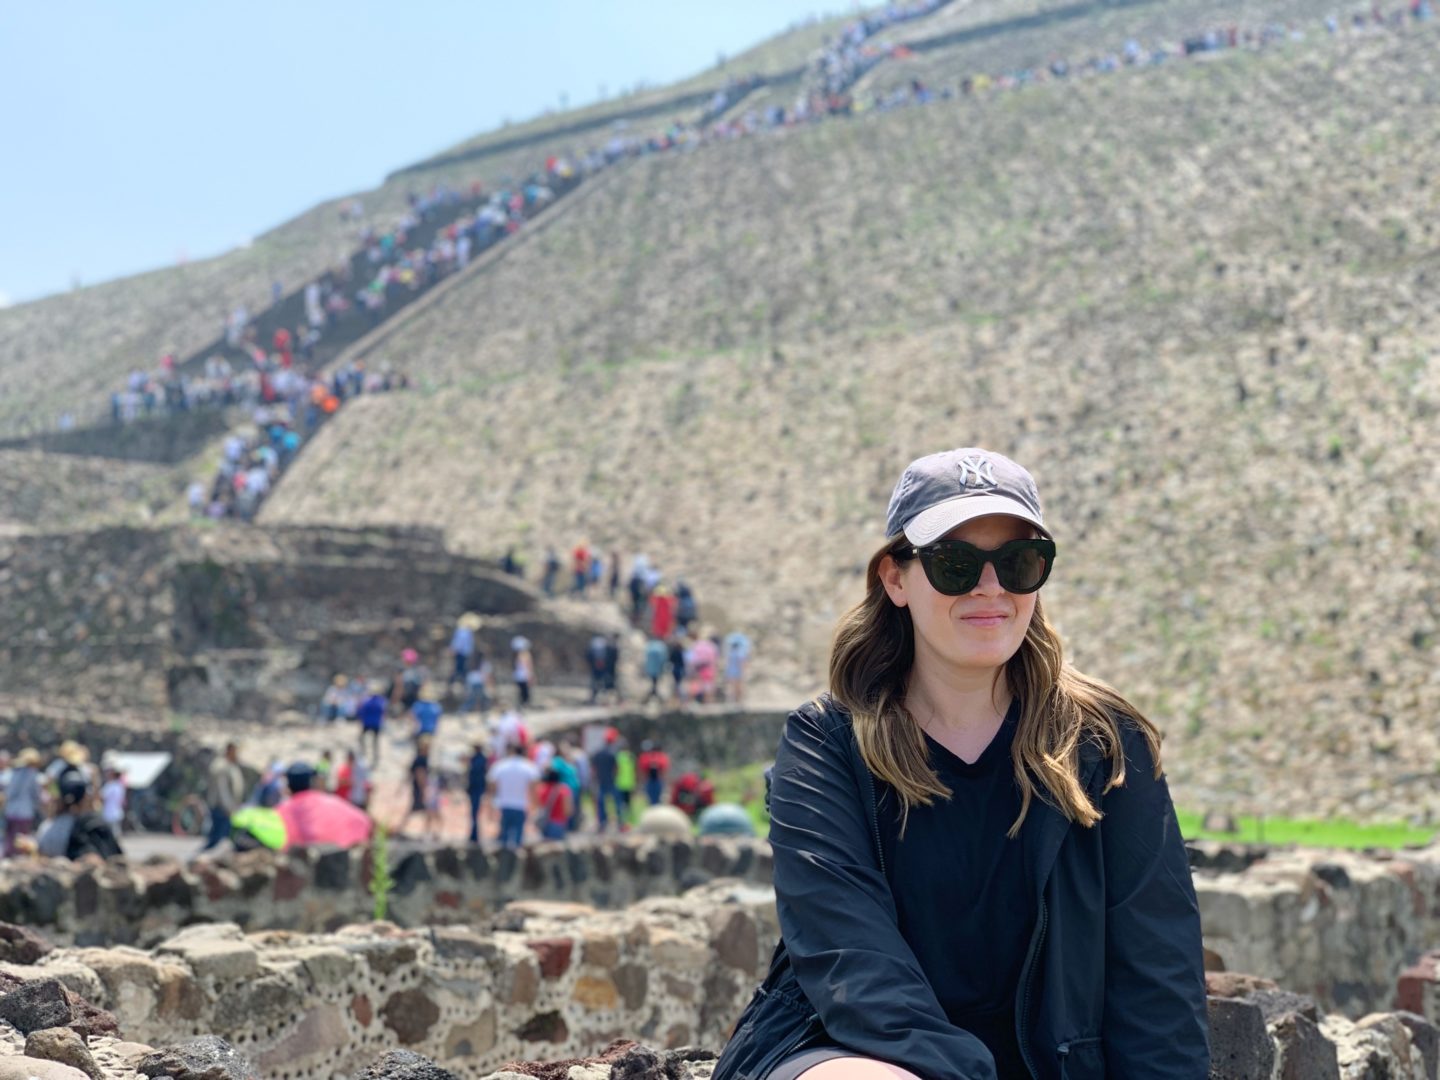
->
xmin=486 ymin=745 xmax=540 ymax=849
xmin=99 ymin=768 xmax=127 ymax=835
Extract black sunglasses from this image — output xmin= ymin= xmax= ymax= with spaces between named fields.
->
xmin=903 ymin=537 xmax=1056 ymax=596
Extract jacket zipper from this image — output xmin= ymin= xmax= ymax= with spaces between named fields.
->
xmin=1016 ymin=896 xmax=1048 ymax=1080
xmin=862 ymin=765 xmax=886 ymax=875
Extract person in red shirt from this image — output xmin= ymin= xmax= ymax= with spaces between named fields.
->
xmin=572 ymin=542 xmax=591 ymax=596
xmin=637 ymin=741 xmax=670 ymax=806
xmin=534 ymin=767 xmax=572 ymax=840
xmin=273 ymin=328 xmax=293 ymax=369
xmin=670 ymin=771 xmax=718 ymax=819
xmin=649 ymin=586 xmax=677 ymax=639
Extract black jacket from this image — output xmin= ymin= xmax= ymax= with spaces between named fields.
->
xmin=713 ymin=696 xmax=1208 ymax=1080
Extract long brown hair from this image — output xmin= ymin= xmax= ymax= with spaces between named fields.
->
xmin=829 ymin=533 xmax=1163 ymax=837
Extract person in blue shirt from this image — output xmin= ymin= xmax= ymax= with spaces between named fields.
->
xmin=356 ymin=683 xmax=388 ymax=765
xmin=411 ymin=685 xmax=443 ymax=744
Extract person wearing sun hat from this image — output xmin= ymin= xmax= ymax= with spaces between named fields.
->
xmin=4 ymin=749 xmax=44 ymax=856
xmin=714 ymin=447 xmax=1208 ymax=1080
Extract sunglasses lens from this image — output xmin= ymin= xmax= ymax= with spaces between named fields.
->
xmin=926 ymin=548 xmax=982 ymax=594
xmin=997 ymin=545 xmax=1049 ymax=593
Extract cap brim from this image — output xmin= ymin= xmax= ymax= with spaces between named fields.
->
xmin=902 ymin=494 xmax=1051 ymax=546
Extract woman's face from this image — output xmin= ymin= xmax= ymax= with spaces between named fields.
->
xmin=882 ymin=513 xmax=1040 ymax=676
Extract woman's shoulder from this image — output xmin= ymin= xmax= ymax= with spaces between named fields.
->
xmin=790 ymin=691 xmax=853 ymax=729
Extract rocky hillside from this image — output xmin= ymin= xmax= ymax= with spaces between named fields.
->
xmin=263 ymin=25 xmax=1440 ymax=821
xmin=0 ymin=12 xmax=863 ymax=438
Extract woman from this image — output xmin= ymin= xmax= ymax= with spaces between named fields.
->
xmin=715 ymin=448 xmax=1208 ymax=1080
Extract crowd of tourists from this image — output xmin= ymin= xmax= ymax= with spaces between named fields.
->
xmin=185 ymin=361 xmax=409 ymax=520
xmin=530 ymin=541 xmax=755 ymax=705
xmin=92 ymin=157 xmax=577 ymax=437
xmin=1 ymin=742 xmax=125 ymax=860
xmin=811 ymin=0 xmax=953 ymax=98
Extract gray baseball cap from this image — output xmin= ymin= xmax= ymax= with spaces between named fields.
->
xmin=885 ymin=447 xmax=1051 ymax=545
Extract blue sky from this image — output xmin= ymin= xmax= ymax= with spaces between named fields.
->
xmin=0 ymin=1 xmax=841 ymax=307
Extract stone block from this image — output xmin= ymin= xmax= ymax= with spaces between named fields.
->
xmin=1273 ymin=1011 xmax=1338 ymax=1080
xmin=140 ymin=866 xmax=195 ymax=910
xmin=516 ymin=1010 xmax=569 ymax=1043
xmin=464 ymin=847 xmax=491 ymax=881
xmin=1207 ymin=996 xmax=1275 ymax=1080
xmin=708 ymin=909 xmax=758 ymax=974
xmin=1358 ymin=1013 xmax=1418 ymax=1071
xmin=1248 ymin=988 xmax=1319 ymax=1023
xmin=614 ymin=964 xmax=649 ymax=1011
xmin=0 ymin=923 xmax=53 ymax=965
xmin=528 ymin=937 xmax=575 ymax=978
xmin=24 ymin=1028 xmax=102 ymax=1080
xmin=165 ymin=941 xmax=259 ymax=983
xmin=573 ymin=975 xmax=620 ymax=1011
xmin=256 ymin=1004 xmax=349 ymax=1071
xmin=581 ymin=929 xmax=620 ymax=969
xmin=431 ymin=927 xmax=500 ymax=965
xmin=0 ymin=977 xmax=74 ymax=1034
xmin=671 ymin=842 xmax=693 ymax=877
xmin=1397 ymin=1011 xmax=1440 ymax=1080
xmin=137 ymin=1035 xmax=262 ymax=1080
xmin=0 ymin=1058 xmax=90 ymax=1080
xmin=1397 ymin=950 xmax=1440 ymax=1021
xmin=443 ymin=1008 xmax=497 ymax=1058
xmin=1206 ymin=972 xmax=1279 ymax=999
xmin=506 ymin=900 xmax=595 ymax=922
xmin=502 ymin=956 xmax=540 ymax=1006
xmin=433 ymin=848 xmax=462 ymax=880
xmin=355 ymin=1049 xmax=461 ymax=1080
xmin=392 ymin=853 xmax=433 ymax=897
xmin=313 ymin=849 xmax=351 ymax=890
xmin=381 ymin=989 xmax=442 ymax=1044
xmin=651 ymin=928 xmax=709 ymax=971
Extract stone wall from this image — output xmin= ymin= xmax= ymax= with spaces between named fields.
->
xmin=19 ymin=882 xmax=778 ymax=1080
xmin=0 ymin=409 xmax=234 ymax=464
xmin=0 ymin=523 xmax=621 ymax=718
xmin=1194 ymin=842 xmax=1440 ymax=1018
xmin=7 ymin=887 xmax=1440 ymax=1080
xmin=14 ymin=828 xmax=1440 ymax=1022
xmin=0 ymin=837 xmax=773 ymax=947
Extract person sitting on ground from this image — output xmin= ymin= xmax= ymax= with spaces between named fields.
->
xmin=669 ymin=770 xmax=716 ymax=819
xmin=712 ymin=447 xmax=1207 ymax=1080
xmin=36 ymin=773 xmax=123 ymax=860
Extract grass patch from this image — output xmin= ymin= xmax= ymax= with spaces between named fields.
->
xmin=705 ymin=765 xmax=1437 ymax=850
xmin=707 ymin=761 xmax=772 ymax=834
xmin=1174 ymin=810 xmax=1435 ymax=850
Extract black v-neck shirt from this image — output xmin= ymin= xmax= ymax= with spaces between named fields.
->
xmin=877 ymin=696 xmax=1035 ymax=1077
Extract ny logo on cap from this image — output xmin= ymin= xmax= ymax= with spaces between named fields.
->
xmin=956 ymin=455 xmax=997 ymax=489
